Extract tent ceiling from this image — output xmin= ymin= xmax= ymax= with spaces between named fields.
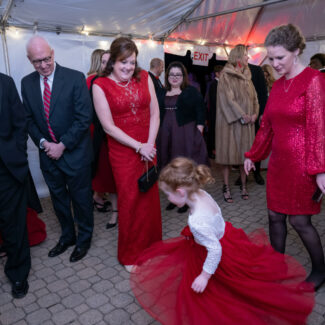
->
xmin=1 ymin=0 xmax=325 ymax=46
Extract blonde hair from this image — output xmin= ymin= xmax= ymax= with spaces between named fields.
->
xmin=261 ymin=64 xmax=276 ymax=92
xmin=159 ymin=157 xmax=214 ymax=194
xmin=87 ymin=49 xmax=105 ymax=76
xmin=228 ymin=44 xmax=247 ymax=67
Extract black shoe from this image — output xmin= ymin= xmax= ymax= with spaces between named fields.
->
xmin=48 ymin=241 xmax=75 ymax=258
xmin=106 ymin=210 xmax=118 ymax=229
xmin=94 ymin=200 xmax=111 ymax=212
xmin=12 ymin=280 xmax=29 ymax=299
xmin=223 ymin=184 xmax=233 ymax=203
xmin=166 ymin=203 xmax=176 ymax=211
xmin=254 ymin=172 xmax=265 ymax=185
xmin=69 ymin=246 xmax=88 ymax=263
xmin=177 ymin=205 xmax=189 ymax=213
xmin=106 ymin=222 xmax=117 ymax=229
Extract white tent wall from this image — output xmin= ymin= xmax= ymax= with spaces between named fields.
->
xmin=1 ymin=29 xmax=164 ymax=197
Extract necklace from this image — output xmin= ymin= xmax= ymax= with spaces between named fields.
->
xmin=283 ymin=77 xmax=294 ymax=93
xmin=110 ymin=76 xmax=131 ymax=88
xmin=115 ymin=79 xmax=131 ymax=88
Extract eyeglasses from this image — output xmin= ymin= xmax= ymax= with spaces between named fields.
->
xmin=32 ymin=56 xmax=52 ymax=66
xmin=169 ymin=74 xmax=183 ymax=78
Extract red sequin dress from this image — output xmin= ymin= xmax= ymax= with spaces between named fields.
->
xmin=245 ymin=68 xmax=325 ymax=215
xmin=94 ymin=70 xmax=162 ymax=265
xmin=86 ymin=75 xmax=116 ymax=193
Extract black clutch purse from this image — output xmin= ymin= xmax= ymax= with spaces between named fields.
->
xmin=138 ymin=162 xmax=158 ymax=193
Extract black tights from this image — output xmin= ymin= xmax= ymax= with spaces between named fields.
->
xmin=268 ymin=210 xmax=325 ymax=286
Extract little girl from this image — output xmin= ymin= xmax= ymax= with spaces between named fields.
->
xmin=130 ymin=157 xmax=314 ymax=325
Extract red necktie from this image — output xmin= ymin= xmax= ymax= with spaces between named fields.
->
xmin=43 ymin=77 xmax=57 ymax=142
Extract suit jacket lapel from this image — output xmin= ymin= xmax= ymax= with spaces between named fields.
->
xmin=31 ymin=72 xmax=46 ymax=122
xmin=50 ymin=64 xmax=64 ymax=116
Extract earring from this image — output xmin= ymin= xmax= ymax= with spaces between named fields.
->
xmin=294 ymin=56 xmax=298 ymax=65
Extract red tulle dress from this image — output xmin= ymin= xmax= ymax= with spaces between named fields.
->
xmin=94 ymin=70 xmax=162 ymax=265
xmin=130 ymin=190 xmax=314 ymax=325
xmin=0 ymin=208 xmax=46 ymax=247
xmin=246 ymin=68 xmax=325 ymax=215
xmin=86 ymin=74 xmax=116 ymax=193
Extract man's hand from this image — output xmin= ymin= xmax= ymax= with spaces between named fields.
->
xmin=44 ymin=141 xmax=65 ymax=160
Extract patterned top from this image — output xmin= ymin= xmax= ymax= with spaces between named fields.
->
xmin=188 ymin=190 xmax=225 ymax=274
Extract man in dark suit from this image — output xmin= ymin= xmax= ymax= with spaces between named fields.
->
xmin=309 ymin=53 xmax=325 ymax=73
xmin=0 ymin=73 xmax=31 ymax=298
xmin=22 ymin=36 xmax=94 ymax=263
xmin=207 ymin=65 xmax=223 ymax=159
xmin=249 ymin=63 xmax=268 ymax=185
xmin=148 ymin=58 xmax=164 ymax=93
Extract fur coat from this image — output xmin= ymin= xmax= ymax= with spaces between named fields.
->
xmin=215 ymin=63 xmax=259 ymax=165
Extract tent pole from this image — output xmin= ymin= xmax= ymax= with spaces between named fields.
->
xmin=186 ymin=0 xmax=288 ymax=23
xmin=163 ymin=0 xmax=204 ymax=39
xmin=1 ymin=28 xmax=10 ymax=75
xmin=244 ymin=6 xmax=265 ymax=46
xmin=0 ymin=0 xmax=14 ymax=24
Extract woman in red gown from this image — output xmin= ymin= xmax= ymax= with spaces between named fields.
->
xmin=92 ymin=37 xmax=162 ymax=271
xmin=86 ymin=49 xmax=118 ymax=227
xmin=245 ymin=24 xmax=325 ymax=290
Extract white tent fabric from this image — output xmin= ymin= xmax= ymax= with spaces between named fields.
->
xmin=0 ymin=0 xmax=324 ymax=196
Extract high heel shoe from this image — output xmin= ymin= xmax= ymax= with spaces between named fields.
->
xmin=223 ymin=184 xmax=233 ymax=203
xmin=177 ymin=205 xmax=189 ymax=213
xmin=240 ymin=185 xmax=249 ymax=200
xmin=166 ymin=203 xmax=176 ymax=210
xmin=94 ymin=200 xmax=111 ymax=212
xmin=106 ymin=210 xmax=118 ymax=229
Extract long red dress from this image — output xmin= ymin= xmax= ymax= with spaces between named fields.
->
xmin=94 ymin=70 xmax=162 ymax=265
xmin=246 ymin=68 xmax=325 ymax=215
xmin=86 ymin=74 xmax=116 ymax=193
xmin=131 ymin=191 xmax=314 ymax=325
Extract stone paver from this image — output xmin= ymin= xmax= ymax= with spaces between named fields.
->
xmin=0 ymin=165 xmax=325 ymax=324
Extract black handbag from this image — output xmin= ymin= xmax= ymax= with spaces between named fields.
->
xmin=138 ymin=162 xmax=158 ymax=193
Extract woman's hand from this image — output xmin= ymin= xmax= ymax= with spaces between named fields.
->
xmin=259 ymin=115 xmax=263 ymax=125
xmin=191 ymin=271 xmax=211 ymax=293
xmin=242 ymin=114 xmax=251 ymax=124
xmin=251 ymin=114 xmax=257 ymax=124
xmin=316 ymin=173 xmax=325 ymax=194
xmin=244 ymin=158 xmax=255 ymax=175
xmin=197 ymin=125 xmax=204 ymax=133
xmin=139 ymin=143 xmax=156 ymax=161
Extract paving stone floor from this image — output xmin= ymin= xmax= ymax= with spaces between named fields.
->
xmin=1 ymin=162 xmax=325 ymax=324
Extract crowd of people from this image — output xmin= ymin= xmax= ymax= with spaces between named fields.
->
xmin=1 ymin=21 xmax=325 ymax=325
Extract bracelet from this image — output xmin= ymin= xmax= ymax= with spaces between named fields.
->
xmin=136 ymin=142 xmax=142 ymax=153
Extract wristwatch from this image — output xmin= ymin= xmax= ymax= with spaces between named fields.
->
xmin=39 ymin=138 xmax=46 ymax=149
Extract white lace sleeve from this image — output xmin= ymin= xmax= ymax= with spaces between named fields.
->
xmin=191 ymin=224 xmax=222 ymax=274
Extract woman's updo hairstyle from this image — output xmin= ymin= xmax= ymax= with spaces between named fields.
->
xmin=264 ymin=23 xmax=306 ymax=55
xmin=159 ymin=157 xmax=214 ymax=194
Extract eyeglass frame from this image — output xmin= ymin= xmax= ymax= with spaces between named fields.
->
xmin=31 ymin=56 xmax=52 ymax=66
xmin=168 ymin=73 xmax=183 ymax=78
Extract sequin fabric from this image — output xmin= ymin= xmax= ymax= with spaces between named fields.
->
xmin=188 ymin=190 xmax=225 ymax=274
xmin=246 ymin=68 xmax=325 ymax=215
